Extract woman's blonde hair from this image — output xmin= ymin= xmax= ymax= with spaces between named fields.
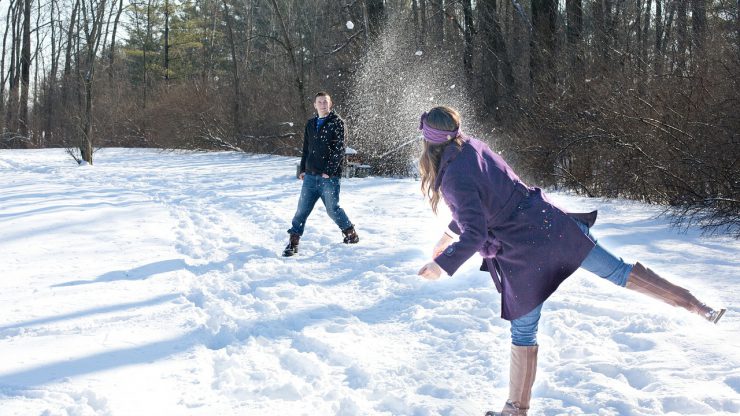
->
xmin=419 ymin=106 xmax=464 ymax=214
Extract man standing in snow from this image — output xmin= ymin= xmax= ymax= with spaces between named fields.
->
xmin=283 ymin=92 xmax=359 ymax=257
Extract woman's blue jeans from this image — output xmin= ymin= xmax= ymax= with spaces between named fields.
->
xmin=509 ymin=220 xmax=633 ymax=346
xmin=288 ymin=173 xmax=353 ymax=236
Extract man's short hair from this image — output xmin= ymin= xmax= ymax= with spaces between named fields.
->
xmin=315 ymin=91 xmax=331 ymax=101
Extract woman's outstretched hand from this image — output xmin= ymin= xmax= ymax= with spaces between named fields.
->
xmin=418 ymin=261 xmax=442 ymax=280
xmin=432 ymin=232 xmax=454 ymax=258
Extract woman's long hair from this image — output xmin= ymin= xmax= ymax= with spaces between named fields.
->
xmin=419 ymin=106 xmax=464 ymax=214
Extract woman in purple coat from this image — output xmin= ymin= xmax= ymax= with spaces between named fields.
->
xmin=415 ymin=106 xmax=725 ymax=416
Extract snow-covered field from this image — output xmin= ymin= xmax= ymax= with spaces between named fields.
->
xmin=1 ymin=148 xmax=738 ymax=416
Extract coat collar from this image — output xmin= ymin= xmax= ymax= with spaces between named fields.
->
xmin=434 ymin=136 xmax=468 ymax=189
xmin=313 ymin=110 xmax=337 ymax=122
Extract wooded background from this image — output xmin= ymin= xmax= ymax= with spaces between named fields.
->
xmin=1 ymin=0 xmax=738 ymax=236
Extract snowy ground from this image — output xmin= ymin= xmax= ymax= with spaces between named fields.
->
xmin=0 ymin=148 xmax=738 ymax=416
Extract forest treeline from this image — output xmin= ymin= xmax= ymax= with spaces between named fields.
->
xmin=1 ymin=0 xmax=738 ymax=236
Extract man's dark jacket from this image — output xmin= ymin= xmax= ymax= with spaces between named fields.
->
xmin=300 ymin=111 xmax=345 ymax=177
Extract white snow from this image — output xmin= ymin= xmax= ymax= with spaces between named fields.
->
xmin=1 ymin=148 xmax=738 ymax=415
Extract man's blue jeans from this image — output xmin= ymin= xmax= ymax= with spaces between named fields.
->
xmin=288 ymin=173 xmax=353 ymax=236
xmin=509 ymin=220 xmax=633 ymax=346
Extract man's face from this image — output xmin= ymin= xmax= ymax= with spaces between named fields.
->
xmin=314 ymin=95 xmax=332 ymax=117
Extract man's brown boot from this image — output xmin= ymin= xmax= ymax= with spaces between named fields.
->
xmin=282 ymin=233 xmax=300 ymax=257
xmin=342 ymin=226 xmax=359 ymax=244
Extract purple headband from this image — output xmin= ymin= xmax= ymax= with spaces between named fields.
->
xmin=419 ymin=112 xmax=460 ymax=144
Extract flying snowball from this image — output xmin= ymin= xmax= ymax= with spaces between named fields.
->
xmin=346 ymin=21 xmax=354 ymax=30
xmin=415 ymin=50 xmax=423 ymax=56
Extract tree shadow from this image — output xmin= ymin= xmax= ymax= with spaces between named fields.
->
xmin=51 ymin=249 xmax=273 ymax=287
xmin=0 ymin=200 xmax=147 ymax=220
xmin=4 ymin=273 xmax=497 ymax=390
xmin=0 ymin=330 xmax=204 ymax=389
xmin=0 ymin=294 xmax=180 ymax=333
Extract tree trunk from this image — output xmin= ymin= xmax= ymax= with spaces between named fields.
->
xmin=431 ymin=0 xmax=443 ymax=44
xmin=412 ymin=0 xmax=419 ymax=47
xmin=530 ymin=0 xmax=557 ymax=96
xmin=641 ymin=0 xmax=651 ymax=74
xmin=79 ymin=0 xmax=107 ymax=165
xmin=45 ymin=0 xmax=58 ymax=142
xmin=419 ymin=0 xmax=427 ymax=46
xmin=635 ymin=0 xmax=642 ymax=72
xmin=592 ymin=0 xmax=606 ymax=72
xmin=566 ymin=0 xmax=583 ymax=84
xmin=462 ymin=0 xmax=473 ymax=82
xmin=479 ymin=0 xmax=516 ymax=112
xmin=62 ymin=0 xmax=79 ymax=106
xmin=690 ymin=0 xmax=706 ymax=71
xmin=222 ymin=0 xmax=241 ymax=134
xmin=480 ymin=0 xmax=500 ymax=110
xmin=511 ymin=0 xmax=528 ymax=96
xmin=109 ymin=0 xmax=124 ymax=78
xmin=33 ymin=0 xmax=42 ymax=145
xmin=164 ymin=0 xmax=170 ymax=81
xmin=268 ymin=0 xmax=308 ymax=118
xmin=143 ymin=0 xmax=153 ymax=109
xmin=19 ymin=0 xmax=31 ymax=139
xmin=365 ymin=0 xmax=384 ymax=39
xmin=654 ymin=0 xmax=663 ymax=74
xmin=674 ymin=0 xmax=688 ymax=75
xmin=662 ymin=0 xmax=676 ymax=73
xmin=1 ymin=1 xmax=14 ymax=129
xmin=6 ymin=3 xmax=20 ymax=133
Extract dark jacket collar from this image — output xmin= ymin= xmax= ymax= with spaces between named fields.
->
xmin=313 ymin=110 xmax=337 ymax=121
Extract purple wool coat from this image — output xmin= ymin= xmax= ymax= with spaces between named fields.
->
xmin=433 ymin=137 xmax=597 ymax=321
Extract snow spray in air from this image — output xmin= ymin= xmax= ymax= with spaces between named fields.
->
xmin=344 ymin=12 xmax=482 ymax=176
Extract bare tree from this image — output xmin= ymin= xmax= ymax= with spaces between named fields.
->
xmin=430 ymin=0 xmax=443 ymax=44
xmin=640 ymin=0 xmax=651 ymax=77
xmin=691 ymin=0 xmax=706 ymax=70
xmin=61 ymin=0 xmax=80 ymax=106
xmin=478 ymin=0 xmax=515 ymax=113
xmin=530 ymin=0 xmax=556 ymax=95
xmin=5 ymin=0 xmax=21 ymax=133
xmin=365 ymin=0 xmax=384 ymax=38
xmin=267 ymin=0 xmax=308 ymax=118
xmin=461 ymin=0 xmax=473 ymax=82
xmin=221 ymin=0 xmax=241 ymax=134
xmin=18 ymin=0 xmax=31 ymax=139
xmin=674 ymin=0 xmax=688 ymax=75
xmin=76 ymin=0 xmax=107 ymax=164
xmin=108 ymin=0 xmax=124 ymax=78
xmin=1 ymin=1 xmax=15 ymax=130
xmin=566 ymin=0 xmax=583 ymax=85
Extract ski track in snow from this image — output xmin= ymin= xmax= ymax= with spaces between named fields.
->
xmin=0 ymin=148 xmax=738 ymax=416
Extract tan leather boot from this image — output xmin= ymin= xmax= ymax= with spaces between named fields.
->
xmin=486 ymin=345 xmax=539 ymax=416
xmin=627 ymin=262 xmax=725 ymax=323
